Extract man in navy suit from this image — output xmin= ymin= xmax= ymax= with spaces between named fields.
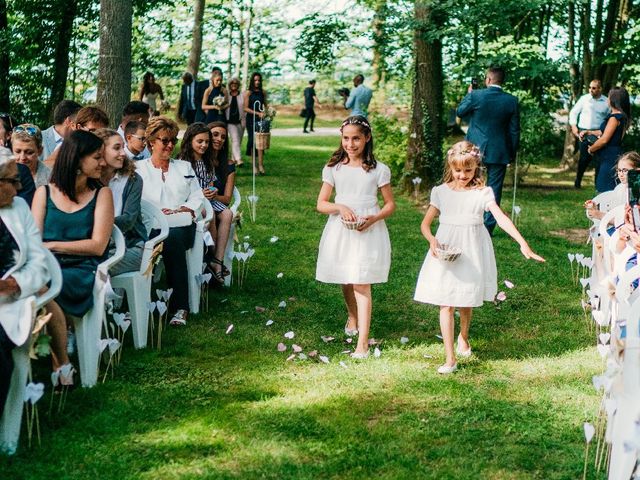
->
xmin=456 ymin=66 xmax=520 ymax=235
xmin=178 ymin=72 xmax=198 ymax=125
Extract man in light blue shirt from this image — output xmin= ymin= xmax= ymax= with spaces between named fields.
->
xmin=341 ymin=74 xmax=373 ymax=118
xmin=569 ymin=79 xmax=611 ymax=188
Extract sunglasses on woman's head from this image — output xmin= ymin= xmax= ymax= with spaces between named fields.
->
xmin=14 ymin=124 xmax=40 ymax=136
xmin=157 ymin=137 xmax=178 ymax=146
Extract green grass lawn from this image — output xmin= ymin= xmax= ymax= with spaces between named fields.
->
xmin=272 ymin=113 xmax=339 ymax=129
xmin=1 ymin=136 xmax=605 ymax=479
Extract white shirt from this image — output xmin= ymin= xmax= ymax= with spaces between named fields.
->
xmin=136 ymin=158 xmax=205 ymax=213
xmin=108 ymin=173 xmax=128 ymax=216
xmin=569 ymin=94 xmax=611 ymax=130
xmin=118 ymin=126 xmax=151 ymax=160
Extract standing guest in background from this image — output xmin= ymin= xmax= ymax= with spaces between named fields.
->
xmin=0 ymin=112 xmax=17 ymax=149
xmin=0 ymin=151 xmax=50 ymax=416
xmin=587 ymin=86 xmax=632 ymax=193
xmin=41 ymin=100 xmax=83 ymax=159
xmin=225 ymin=77 xmax=245 ymax=166
xmin=136 ymin=116 xmax=205 ymax=327
xmin=340 ymin=75 xmax=372 ymax=119
xmin=456 ymin=66 xmax=520 ymax=235
xmin=95 ymin=128 xmax=147 ymax=276
xmin=11 ymin=124 xmax=50 ymax=188
xmin=202 ymin=72 xmax=228 ymax=124
xmin=569 ymin=79 xmax=611 ymax=189
xmin=178 ymin=72 xmax=198 ymax=125
xmin=244 ymin=72 xmax=268 ymax=175
xmin=303 ymin=79 xmax=321 ymax=133
xmin=194 ymin=66 xmax=223 ymax=123
xmin=124 ymin=121 xmax=148 ymax=161
xmin=31 ymin=131 xmax=114 ymax=386
xmin=138 ymin=72 xmax=165 ymax=116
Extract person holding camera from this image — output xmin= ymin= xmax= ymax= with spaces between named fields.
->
xmin=340 ymin=75 xmax=372 ymax=119
xmin=569 ymin=80 xmax=611 ymax=189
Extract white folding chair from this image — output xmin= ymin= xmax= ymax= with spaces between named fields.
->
xmin=111 ymin=200 xmax=169 ymax=349
xmin=223 ymin=187 xmax=241 ymax=287
xmin=73 ymin=225 xmax=125 ymax=388
xmin=187 ymin=199 xmax=213 ymax=314
xmin=0 ymin=249 xmax=62 ymax=455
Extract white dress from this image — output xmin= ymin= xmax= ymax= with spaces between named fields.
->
xmin=316 ymin=162 xmax=392 ymax=284
xmin=414 ymin=184 xmax=497 ymax=307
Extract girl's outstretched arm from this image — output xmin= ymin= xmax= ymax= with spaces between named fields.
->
xmin=316 ymin=182 xmax=357 ymax=220
xmin=358 ymin=184 xmax=395 ymax=231
xmin=421 ymin=205 xmax=441 ymax=257
xmin=487 ymin=203 xmax=545 ymax=262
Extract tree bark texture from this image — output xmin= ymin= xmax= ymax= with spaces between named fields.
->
xmin=187 ymin=0 xmax=205 ymax=78
xmin=405 ymin=1 xmax=444 ymax=189
xmin=97 ymin=0 xmax=132 ymax=128
xmin=371 ymin=1 xmax=386 ymax=89
xmin=241 ymin=0 xmax=253 ymax=91
xmin=0 ymin=0 xmax=9 ymax=112
xmin=48 ymin=0 xmax=77 ymax=120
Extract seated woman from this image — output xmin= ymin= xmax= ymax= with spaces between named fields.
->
xmin=11 ymin=124 xmax=51 ymax=188
xmin=31 ymin=130 xmax=114 ymax=385
xmin=0 ymin=152 xmax=50 ymax=416
xmin=136 ymin=116 xmax=204 ymax=326
xmin=95 ymin=129 xmax=147 ymax=276
xmin=178 ymin=123 xmax=233 ymax=284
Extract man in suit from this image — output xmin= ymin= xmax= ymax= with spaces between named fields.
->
xmin=456 ymin=66 xmax=520 ymax=235
xmin=194 ymin=66 xmax=223 ymax=123
xmin=40 ymin=100 xmax=82 ymax=160
xmin=177 ymin=72 xmax=198 ymax=125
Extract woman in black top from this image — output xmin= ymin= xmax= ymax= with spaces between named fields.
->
xmin=243 ymin=72 xmax=268 ymax=175
xmin=202 ymin=72 xmax=229 ymax=124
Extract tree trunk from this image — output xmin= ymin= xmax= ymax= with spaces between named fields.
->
xmin=405 ymin=1 xmax=444 ymax=190
xmin=371 ymin=1 xmax=386 ymax=89
xmin=0 ymin=0 xmax=9 ymax=112
xmin=580 ymin=0 xmax=592 ymax=88
xmin=241 ymin=0 xmax=253 ymax=90
xmin=187 ymin=0 xmax=205 ymax=78
xmin=96 ymin=0 xmax=132 ymax=128
xmin=561 ymin=0 xmax=580 ymax=168
xmin=48 ymin=0 xmax=77 ymax=120
xmin=226 ymin=11 xmax=234 ymax=78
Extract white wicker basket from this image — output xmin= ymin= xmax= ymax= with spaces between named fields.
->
xmin=435 ymin=244 xmax=462 ymax=262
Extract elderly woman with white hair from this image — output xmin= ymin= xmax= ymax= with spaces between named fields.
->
xmin=0 ymin=150 xmax=50 ymax=416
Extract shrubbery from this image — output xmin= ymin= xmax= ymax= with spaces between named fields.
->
xmin=369 ymin=114 xmax=409 ymax=183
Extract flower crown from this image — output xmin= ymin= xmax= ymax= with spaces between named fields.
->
xmin=447 ymin=147 xmax=481 ymax=159
xmin=341 ymin=116 xmax=371 ymax=131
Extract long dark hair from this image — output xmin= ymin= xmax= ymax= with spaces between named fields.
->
xmin=608 ymin=86 xmax=632 ymax=132
xmin=50 ymin=130 xmax=103 ymax=202
xmin=207 ymin=121 xmax=230 ymax=186
xmin=249 ymin=72 xmax=263 ymax=93
xmin=327 ymin=116 xmax=377 ymax=172
xmin=179 ymin=122 xmax=214 ymax=173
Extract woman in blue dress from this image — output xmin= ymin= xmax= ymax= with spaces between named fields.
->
xmin=243 ymin=72 xmax=268 ymax=174
xmin=31 ymin=130 xmax=114 ymax=384
xmin=587 ymin=86 xmax=632 ymax=192
xmin=202 ymin=72 xmax=228 ymax=124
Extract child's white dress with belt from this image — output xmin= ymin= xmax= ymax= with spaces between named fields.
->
xmin=414 ymin=184 xmax=497 ymax=307
xmin=316 ymin=162 xmax=392 ymax=284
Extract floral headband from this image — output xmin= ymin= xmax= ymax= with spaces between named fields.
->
xmin=341 ymin=116 xmax=371 ymax=131
xmin=448 ymin=147 xmax=481 ymax=158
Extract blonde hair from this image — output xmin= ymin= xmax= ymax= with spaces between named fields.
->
xmin=618 ymin=151 xmax=640 ymax=169
xmin=442 ymin=140 xmax=485 ymax=188
xmin=145 ymin=116 xmax=179 ymax=152
xmin=11 ymin=124 xmax=43 ymax=150
xmin=94 ymin=128 xmax=136 ymax=178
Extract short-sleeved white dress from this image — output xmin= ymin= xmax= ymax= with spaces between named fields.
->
xmin=316 ymin=162 xmax=392 ymax=284
xmin=414 ymin=184 xmax=498 ymax=307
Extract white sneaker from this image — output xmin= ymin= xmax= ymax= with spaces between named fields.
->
xmin=437 ymin=363 xmax=457 ymax=374
xmin=169 ymin=309 xmax=188 ymax=326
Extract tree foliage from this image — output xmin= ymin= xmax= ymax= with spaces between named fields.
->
xmin=294 ymin=14 xmax=349 ymax=72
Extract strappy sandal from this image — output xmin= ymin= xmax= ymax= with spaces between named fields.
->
xmin=209 ymin=257 xmax=230 ymax=277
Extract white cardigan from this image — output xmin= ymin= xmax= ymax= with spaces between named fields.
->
xmin=0 ymin=197 xmax=50 ymax=346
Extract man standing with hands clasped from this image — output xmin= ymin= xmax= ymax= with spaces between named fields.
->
xmin=569 ymin=79 xmax=611 ymax=189
xmin=456 ymin=66 xmax=520 ymax=235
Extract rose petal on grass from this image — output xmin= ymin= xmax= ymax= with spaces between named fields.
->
xmin=266 ymin=319 xmax=274 ymax=326
xmin=286 ymin=354 xmax=296 ymax=361
xmin=504 ymin=280 xmax=515 ymax=289
xmin=345 ymin=338 xmax=353 ymax=344
xmin=255 ymin=306 xmax=266 ymax=313
xmin=278 ymin=301 xmax=287 ymax=308
xmin=341 ymin=350 xmax=351 ymax=354
xmin=270 ymin=236 xmax=279 ymax=243
xmin=368 ymin=338 xmax=379 ymax=345
xmin=298 ymin=353 xmax=307 ymax=360
xmin=400 ymin=336 xmax=409 ymax=344
xmin=308 ymin=350 xmax=318 ymax=357
xmin=284 ymin=331 xmax=295 ymax=339
xmin=226 ymin=324 xmax=234 ymax=334
xmin=496 ymin=291 xmax=507 ymax=302
xmin=319 ymin=355 xmax=330 ymax=364
xmin=292 ymin=344 xmax=302 ymax=353
xmin=220 ymin=298 xmax=228 ymax=303
xmin=374 ymin=347 xmax=381 ymax=358
xmin=321 ymin=336 xmax=335 ymax=343
xmin=277 ymin=342 xmax=286 ymax=352
xmin=276 ymin=272 xmax=284 ymax=278
xmin=435 ymin=335 xmax=443 ymax=340
xmin=288 ymin=296 xmax=297 ymax=302
xmin=339 ymin=361 xmax=348 ymax=369
xmin=423 ymin=354 xmax=433 ymax=359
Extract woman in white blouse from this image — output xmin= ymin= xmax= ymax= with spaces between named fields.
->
xmin=136 ymin=117 xmax=204 ymax=326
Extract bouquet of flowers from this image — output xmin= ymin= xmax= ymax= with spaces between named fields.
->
xmin=212 ymin=95 xmax=226 ymax=109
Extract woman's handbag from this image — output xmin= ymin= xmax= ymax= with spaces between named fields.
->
xmin=299 ymin=108 xmax=307 ymax=118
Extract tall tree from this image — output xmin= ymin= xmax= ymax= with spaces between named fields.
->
xmin=241 ymin=0 xmax=253 ymax=89
xmin=405 ymin=0 xmax=445 ymax=189
xmin=0 ymin=0 xmax=9 ymax=112
xmin=97 ymin=0 xmax=133 ymax=127
xmin=48 ymin=0 xmax=78 ymax=117
xmin=187 ymin=0 xmax=205 ymax=78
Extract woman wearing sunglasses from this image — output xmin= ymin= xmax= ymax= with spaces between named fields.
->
xmin=11 ymin=124 xmax=51 ymax=189
xmin=136 ymin=116 xmax=205 ymax=326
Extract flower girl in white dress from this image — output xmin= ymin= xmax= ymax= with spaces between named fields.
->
xmin=316 ymin=116 xmax=396 ymax=358
xmin=414 ymin=141 xmax=545 ymax=374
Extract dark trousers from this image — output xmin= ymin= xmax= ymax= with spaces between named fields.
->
xmin=303 ymin=108 xmax=316 ymax=131
xmin=484 ymin=163 xmax=508 ymax=235
xmin=0 ymin=324 xmax=15 ymax=418
xmin=155 ymin=225 xmax=196 ymax=312
xmin=185 ymin=109 xmax=196 ymax=125
xmin=575 ymin=138 xmax=599 ymax=188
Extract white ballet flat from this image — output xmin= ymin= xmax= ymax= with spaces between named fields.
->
xmin=455 ymin=346 xmax=472 ymax=358
xmin=437 ymin=363 xmax=457 ymax=374
xmin=350 ymin=351 xmax=369 ymax=359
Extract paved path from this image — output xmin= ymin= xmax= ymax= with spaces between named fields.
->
xmin=271 ymin=127 xmax=339 ymax=137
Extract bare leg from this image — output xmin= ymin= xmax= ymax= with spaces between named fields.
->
xmin=46 ymin=300 xmax=69 ymax=370
xmin=214 ymin=209 xmax=232 ymax=263
xmin=341 ymin=284 xmax=358 ymax=331
xmin=353 ymin=283 xmax=372 ymax=354
xmin=439 ymin=306 xmax=456 ymax=366
xmin=457 ymin=307 xmax=473 ymax=352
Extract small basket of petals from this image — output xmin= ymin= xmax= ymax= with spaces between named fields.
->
xmin=341 ymin=217 xmax=366 ymax=230
xmin=435 ymin=244 xmax=462 ymax=262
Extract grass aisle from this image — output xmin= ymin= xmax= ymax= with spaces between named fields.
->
xmin=3 ymin=135 xmax=603 ymax=479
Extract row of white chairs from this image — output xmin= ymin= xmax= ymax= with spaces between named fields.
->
xmin=586 ymin=191 xmax=640 ymax=479
xmin=0 ymin=188 xmax=241 ymax=454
